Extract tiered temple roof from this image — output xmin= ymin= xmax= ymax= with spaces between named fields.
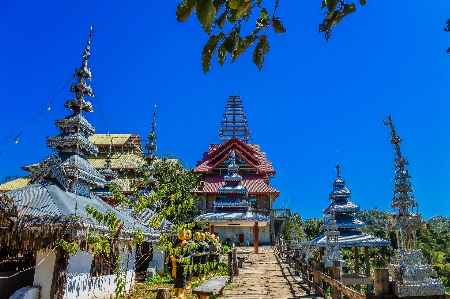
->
xmin=195 ymin=137 xmax=279 ymax=199
xmin=311 ymin=164 xmax=389 ymax=247
xmin=1 ymin=27 xmax=158 ymax=241
xmin=197 ymin=151 xmax=269 ymax=222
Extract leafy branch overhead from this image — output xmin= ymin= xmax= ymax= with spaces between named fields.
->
xmin=176 ymin=0 xmax=365 ymax=73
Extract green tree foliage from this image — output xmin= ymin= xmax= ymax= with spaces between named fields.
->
xmin=281 ymin=212 xmax=303 ymax=240
xmin=303 ymin=218 xmax=324 ymax=240
xmin=176 ymin=0 xmax=366 ymax=73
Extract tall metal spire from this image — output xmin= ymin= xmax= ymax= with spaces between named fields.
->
xmin=145 ymin=104 xmax=157 ymax=162
xmin=383 ymin=115 xmax=445 ymax=297
xmin=383 ymin=115 xmax=421 ymax=250
xmin=218 ymin=95 xmax=251 ymax=143
xmin=28 ymin=25 xmax=106 ymax=196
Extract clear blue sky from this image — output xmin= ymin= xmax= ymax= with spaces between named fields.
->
xmin=1 ymin=1 xmax=449 ymax=220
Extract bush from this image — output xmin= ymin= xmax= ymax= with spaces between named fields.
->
xmin=145 ymin=274 xmax=174 ymax=285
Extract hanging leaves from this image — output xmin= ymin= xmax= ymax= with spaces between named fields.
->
xmin=196 ymin=0 xmax=217 ymax=34
xmin=202 ymin=32 xmax=223 ymax=73
xmin=253 ymin=34 xmax=270 ymax=71
xmin=319 ymin=0 xmax=358 ymax=41
xmin=174 ymin=0 xmax=368 ymax=71
xmin=271 ymin=17 xmax=286 ymax=33
xmin=176 ymin=0 xmax=198 ymax=22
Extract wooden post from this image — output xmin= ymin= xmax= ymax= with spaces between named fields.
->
xmin=156 ymin=288 xmax=170 ymax=299
xmin=364 ymin=246 xmax=371 ymax=293
xmin=354 ymin=246 xmax=359 ymax=275
xmin=374 ymin=269 xmax=390 ymax=295
xmin=332 ymin=261 xmax=342 ymax=299
xmin=355 ymin=246 xmax=360 ymax=292
xmin=232 ymin=248 xmax=239 ymax=276
xmin=253 ymin=222 xmax=259 ymax=254
xmin=227 ymin=250 xmax=233 ymax=281
xmin=313 ymin=271 xmax=321 ymax=296
xmin=210 ymin=224 xmax=214 ymax=235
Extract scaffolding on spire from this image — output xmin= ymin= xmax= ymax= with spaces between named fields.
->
xmin=383 ymin=115 xmax=445 ymax=297
xmin=218 ymin=95 xmax=251 ymax=143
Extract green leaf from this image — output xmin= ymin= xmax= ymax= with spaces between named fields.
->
xmin=342 ymin=3 xmax=356 ymax=16
xmin=176 ymin=0 xmax=198 ymax=22
xmin=217 ymin=43 xmax=227 ymax=66
xmin=223 ymin=27 xmax=241 ymax=54
xmin=234 ymin=1 xmax=251 ymax=19
xmin=252 ymin=34 xmax=269 ymax=71
xmin=271 ymin=17 xmax=286 ymax=34
xmin=228 ymin=0 xmax=241 ymax=9
xmin=202 ymin=33 xmax=224 ymax=73
xmin=196 ymin=0 xmax=217 ymax=34
xmin=233 ymin=34 xmax=257 ymax=62
xmin=359 ymin=0 xmax=367 ymax=5
xmin=215 ymin=9 xmax=227 ymax=29
xmin=259 ymin=7 xmax=269 ymax=21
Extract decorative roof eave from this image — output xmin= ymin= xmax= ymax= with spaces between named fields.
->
xmin=55 ymin=114 xmax=95 ymax=134
xmin=46 ymin=133 xmax=99 ymax=155
xmin=64 ymin=97 xmax=94 ymax=112
xmin=206 ymin=141 xmax=260 ymax=172
xmin=196 ymin=139 xmax=276 ymax=175
xmin=310 ymin=232 xmax=391 ymax=248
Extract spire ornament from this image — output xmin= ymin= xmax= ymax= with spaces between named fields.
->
xmin=29 ymin=26 xmax=106 ymax=196
xmin=321 ymin=204 xmax=343 ymax=267
xmin=383 ymin=115 xmax=445 ymax=297
xmin=145 ymin=104 xmax=158 ymax=162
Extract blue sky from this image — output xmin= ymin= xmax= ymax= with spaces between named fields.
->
xmin=1 ymin=1 xmax=449 ymax=220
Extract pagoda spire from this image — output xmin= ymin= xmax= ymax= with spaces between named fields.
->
xmin=218 ymin=95 xmax=251 ymax=143
xmin=29 ymin=26 xmax=106 ymax=196
xmin=383 ymin=115 xmax=421 ymax=250
xmin=383 ymin=115 xmax=445 ymax=296
xmin=145 ymin=104 xmax=158 ymax=162
xmin=321 ymin=204 xmax=343 ymax=267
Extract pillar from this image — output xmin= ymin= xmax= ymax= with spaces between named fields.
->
xmin=364 ymin=246 xmax=371 ymax=293
xmin=253 ymin=222 xmax=259 ymax=254
xmin=374 ymin=269 xmax=390 ymax=295
xmin=355 ymin=246 xmax=361 ymax=292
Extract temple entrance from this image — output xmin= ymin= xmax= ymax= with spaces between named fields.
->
xmin=239 ymin=234 xmax=245 ymax=244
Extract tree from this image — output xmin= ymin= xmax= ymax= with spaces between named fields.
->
xmin=176 ymin=0 xmax=366 ymax=73
xmin=303 ymin=218 xmax=324 ymax=240
xmin=281 ymin=212 xmax=303 ymax=240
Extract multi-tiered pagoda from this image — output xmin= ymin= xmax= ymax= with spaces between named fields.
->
xmin=195 ymin=95 xmax=279 ymax=246
xmin=28 ymin=27 xmax=106 ymax=194
xmin=197 ymin=151 xmax=269 ymax=245
xmin=311 ymin=163 xmax=389 ymax=289
xmin=384 ymin=115 xmax=445 ymax=297
xmin=311 ymin=164 xmax=390 ymax=247
xmin=1 ymin=26 xmax=157 ymax=299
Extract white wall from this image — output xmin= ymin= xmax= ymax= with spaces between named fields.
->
xmin=63 ymin=248 xmax=136 ymax=299
xmin=33 ymin=250 xmax=56 ymax=299
xmin=151 ymin=241 xmax=165 ymax=273
xmin=213 ymin=224 xmax=270 ymax=245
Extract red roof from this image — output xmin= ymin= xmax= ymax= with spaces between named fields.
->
xmin=195 ymin=137 xmax=276 ymax=174
xmin=197 ymin=176 xmax=280 ymax=199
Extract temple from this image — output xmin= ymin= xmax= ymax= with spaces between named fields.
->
xmin=311 ymin=163 xmax=390 ymax=290
xmin=384 ymin=115 xmax=445 ymax=297
xmin=0 ymin=27 xmax=158 ymax=299
xmin=194 ymin=95 xmax=279 ymax=246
